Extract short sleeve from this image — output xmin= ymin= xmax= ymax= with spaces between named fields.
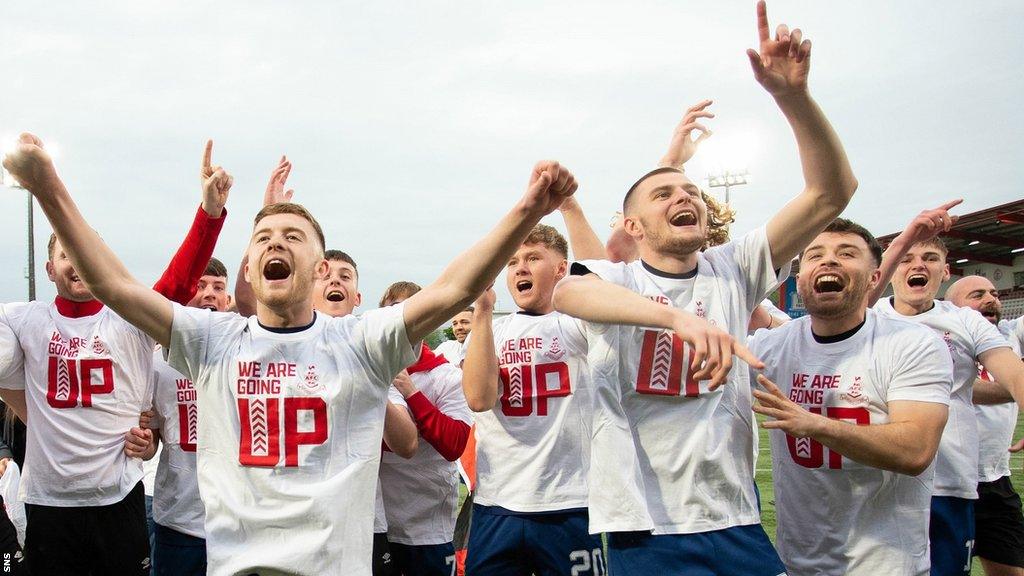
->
xmin=571 ymin=259 xmax=631 ymax=288
xmin=168 ymin=304 xmax=246 ymax=387
xmin=388 ymin=386 xmax=409 ymax=408
xmin=357 ymin=303 xmax=420 ymax=386
xmin=885 ymin=327 xmax=954 ymax=405
xmin=0 ymin=305 xmax=25 ymax=390
xmin=727 ymin=227 xmax=792 ymax=310
xmin=433 ymin=364 xmax=474 ymax=426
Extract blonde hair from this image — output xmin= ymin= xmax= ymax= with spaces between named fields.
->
xmin=701 ymin=191 xmax=736 ymax=249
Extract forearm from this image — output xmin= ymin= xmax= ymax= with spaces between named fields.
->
xmin=152 ymin=205 xmax=226 ymax=304
xmin=554 ymin=275 xmax=679 ymax=330
xmin=405 ymin=392 xmax=471 ymax=461
xmin=973 ymin=378 xmax=1014 ymax=405
xmin=142 ymin=431 xmax=161 ymax=461
xmin=813 ymin=417 xmax=937 ymax=476
xmin=462 ymin=308 xmax=499 ymax=412
xmin=867 ymin=235 xmax=911 ymax=307
xmin=234 ymin=254 xmax=256 ymax=317
xmin=0 ymin=390 xmax=27 ymax=423
xmin=776 ymin=92 xmax=857 ymax=209
xmin=559 ymin=201 xmax=605 ymax=261
xmin=383 ymin=402 xmax=419 ymax=458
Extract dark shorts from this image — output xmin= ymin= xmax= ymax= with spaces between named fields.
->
xmin=0 ymin=495 xmax=27 ymax=575
xmin=390 ymin=541 xmax=456 ymax=576
xmin=975 ymin=476 xmax=1024 ymax=567
xmin=153 ymin=523 xmax=206 ymax=576
xmin=25 ymin=481 xmax=150 ymax=576
xmin=930 ymin=495 xmax=975 ymax=576
xmin=374 ymin=531 xmax=398 ymax=576
xmin=607 ymin=524 xmax=786 ymax=576
xmin=466 ymin=505 xmax=604 ymax=576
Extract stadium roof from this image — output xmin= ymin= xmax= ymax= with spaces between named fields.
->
xmin=875 ymin=199 xmax=1024 ymax=276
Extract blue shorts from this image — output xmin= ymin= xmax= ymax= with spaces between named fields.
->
xmin=930 ymin=496 xmax=975 ymax=576
xmin=390 ymin=541 xmax=456 ymax=576
xmin=153 ymin=523 xmax=206 ymax=576
xmin=465 ymin=505 xmax=604 ymax=576
xmin=607 ymin=524 xmax=786 ymax=576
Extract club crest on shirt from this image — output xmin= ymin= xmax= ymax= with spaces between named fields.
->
xmin=694 ymin=300 xmax=706 ymax=319
xmin=91 ymin=335 xmax=107 ymax=355
xmin=299 ymin=364 xmax=323 ymax=393
xmin=840 ymin=376 xmax=869 ymax=404
xmin=942 ymin=331 xmax=955 ymax=357
xmin=546 ymin=337 xmax=565 ymax=361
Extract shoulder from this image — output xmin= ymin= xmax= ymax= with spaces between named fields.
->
xmin=749 ymin=315 xmax=805 ymax=355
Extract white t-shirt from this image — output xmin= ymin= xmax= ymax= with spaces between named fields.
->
xmin=749 ymin=311 xmax=952 ymax=576
xmin=168 ymin=303 xmax=418 ymax=576
xmin=576 ymin=226 xmax=790 ymax=534
xmin=874 ymin=298 xmax=1011 ymax=498
xmin=375 ymin=390 xmax=410 ymax=535
xmin=473 ymin=311 xmax=591 ymax=512
xmin=380 ymin=363 xmax=472 ymax=545
xmin=0 ymin=301 xmax=154 ymax=506
xmin=434 ymin=340 xmax=465 ymax=366
xmin=150 ymin=349 xmax=204 ymax=537
xmin=976 ymin=319 xmax=1022 ymax=482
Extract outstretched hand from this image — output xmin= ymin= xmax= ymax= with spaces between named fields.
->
xmin=659 ymin=100 xmax=715 ymax=169
xmin=521 ymin=161 xmax=578 ymax=217
xmin=264 ymin=155 xmax=295 ymax=206
xmin=895 ymin=199 xmax=962 ymax=247
xmin=672 ymin=310 xmax=764 ymax=390
xmin=753 ymin=374 xmax=825 ymax=437
xmin=200 ymin=140 xmax=233 ymax=217
xmin=2 ymin=133 xmax=59 ymax=194
xmin=747 ymin=1 xmax=812 ymax=98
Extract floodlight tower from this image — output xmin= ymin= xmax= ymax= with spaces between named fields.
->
xmin=706 ymin=169 xmax=750 ymax=205
xmin=0 ymin=166 xmax=35 ymax=301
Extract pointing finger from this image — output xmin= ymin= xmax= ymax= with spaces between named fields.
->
xmin=202 ymin=140 xmax=213 ymax=172
xmin=756 ymin=1 xmax=770 ymax=43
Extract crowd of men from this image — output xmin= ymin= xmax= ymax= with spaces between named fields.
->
xmin=0 ymin=2 xmax=1022 ymax=575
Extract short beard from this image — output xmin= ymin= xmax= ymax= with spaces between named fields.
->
xmin=801 ymin=283 xmax=868 ymax=321
xmin=642 ymin=217 xmax=704 ymax=256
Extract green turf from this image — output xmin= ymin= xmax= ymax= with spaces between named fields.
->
xmin=754 ymin=413 xmax=1024 ymax=576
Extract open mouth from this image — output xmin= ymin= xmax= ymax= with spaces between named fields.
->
xmin=813 ymin=274 xmax=845 ymax=294
xmin=979 ymin=306 xmax=1000 ymax=321
xmin=669 ymin=211 xmax=697 ymax=226
xmin=515 ymin=280 xmax=533 ymax=294
xmin=200 ymin=304 xmax=218 ymax=311
xmin=907 ymin=274 xmax=929 ymax=288
xmin=325 ymin=290 xmax=345 ymax=302
xmin=263 ymin=258 xmax=291 ymax=281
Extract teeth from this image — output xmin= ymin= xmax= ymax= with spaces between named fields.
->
xmin=814 ymin=274 xmax=844 ymax=293
xmin=516 ymin=281 xmax=532 ymax=291
xmin=670 ymin=212 xmax=697 ymax=226
xmin=907 ymin=274 xmax=929 ymax=287
xmin=326 ymin=290 xmax=344 ymax=302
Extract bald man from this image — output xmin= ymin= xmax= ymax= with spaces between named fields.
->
xmin=946 ymin=276 xmax=1024 ymax=576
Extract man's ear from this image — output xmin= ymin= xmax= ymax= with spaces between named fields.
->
xmin=45 ymin=261 xmax=56 ymax=282
xmin=315 ymin=259 xmax=329 ymax=280
xmin=354 ymin=292 xmax=362 ymax=308
xmin=623 ymin=215 xmax=644 ymax=241
xmin=942 ymin=263 xmax=951 ymax=283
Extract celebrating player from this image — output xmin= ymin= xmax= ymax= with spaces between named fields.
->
xmin=462 ymin=224 xmax=603 ymax=575
xmin=3 ymin=132 xmax=578 ymax=575
xmin=552 ymin=2 xmax=858 ymax=572
xmin=749 ymin=219 xmax=952 ymax=575
xmin=874 ymin=229 xmax=1024 ymax=575
xmin=945 ymin=276 xmax=1024 ymax=576
xmin=434 ymin=308 xmax=473 ymax=365
xmin=377 ymin=281 xmax=473 ymax=576
xmin=0 ymin=139 xmax=229 ymax=575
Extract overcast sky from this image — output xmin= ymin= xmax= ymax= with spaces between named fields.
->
xmin=1 ymin=1 xmax=1022 ymax=313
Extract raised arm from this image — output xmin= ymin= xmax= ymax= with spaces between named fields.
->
xmin=749 ymin=1 xmax=858 ymax=268
xmin=235 ymin=156 xmax=293 ymax=317
xmin=402 ymin=161 xmax=577 ymax=344
xmin=754 ymin=374 xmax=947 ymax=475
xmin=3 ymin=134 xmax=178 ymax=345
xmin=558 ymin=197 xmax=605 ymax=261
xmin=658 ymin=99 xmax=714 ymax=170
xmin=866 ymin=200 xmax=961 ymax=306
xmin=554 ymin=273 xmax=763 ymax=388
xmin=152 ymin=139 xmax=230 ymax=304
xmin=461 ymin=288 xmax=500 ymax=412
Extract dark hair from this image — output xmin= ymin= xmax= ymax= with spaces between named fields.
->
xmin=204 ymin=257 xmax=228 ymax=279
xmin=808 ymin=218 xmax=884 ymax=266
xmin=914 ymin=237 xmax=948 ymax=257
xmin=622 ymin=167 xmax=682 ymax=214
xmin=379 ymin=281 xmax=421 ymax=307
xmin=324 ymin=250 xmax=358 ymax=278
xmin=252 ymin=203 xmax=326 ymax=255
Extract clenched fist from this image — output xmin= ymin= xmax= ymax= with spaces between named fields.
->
xmin=2 ymin=133 xmax=59 ymax=194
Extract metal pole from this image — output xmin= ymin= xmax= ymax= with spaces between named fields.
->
xmin=27 ymin=190 xmax=35 ymax=301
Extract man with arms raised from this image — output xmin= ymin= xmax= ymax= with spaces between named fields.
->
xmin=874 ymin=235 xmax=1024 ymax=575
xmin=749 ymin=219 xmax=952 ymax=575
xmin=553 ymin=3 xmax=858 ymax=572
xmin=0 ymin=141 xmax=230 ymax=576
xmin=945 ymin=276 xmax=1024 ymax=576
xmin=3 ymin=133 xmax=578 ymax=575
xmin=462 ymin=224 xmax=603 ymax=575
